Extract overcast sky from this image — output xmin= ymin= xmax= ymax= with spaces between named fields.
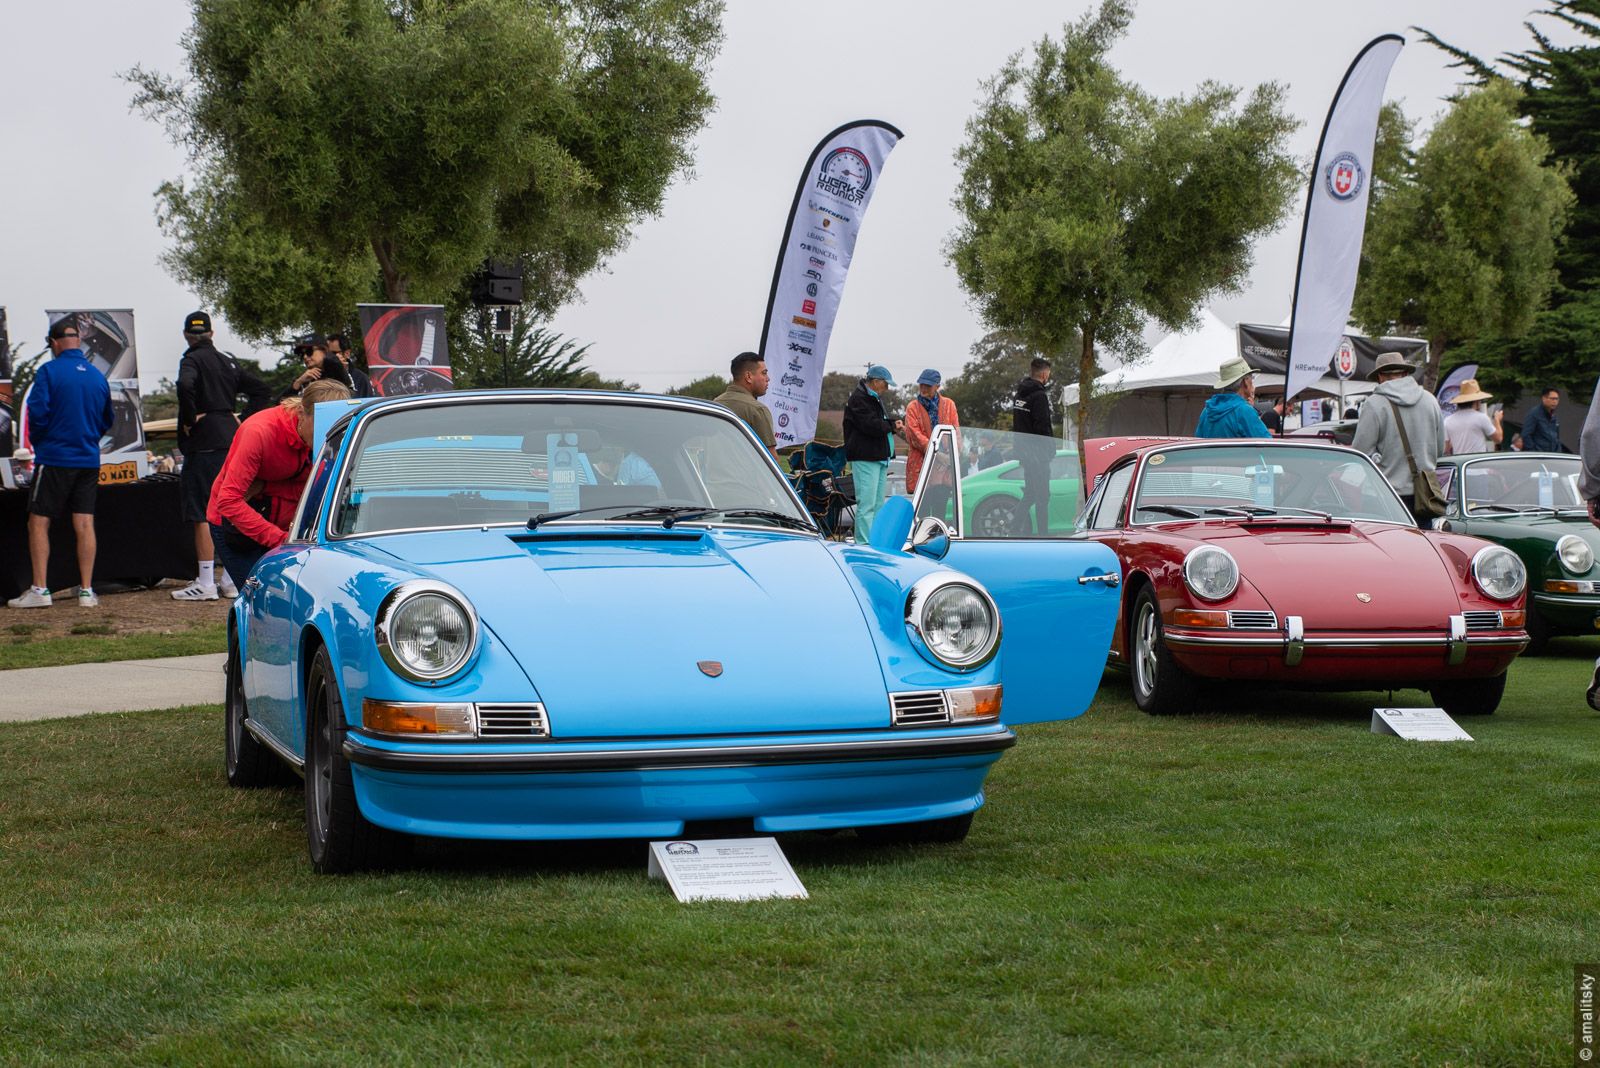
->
xmin=0 ymin=1 xmax=1569 ymax=394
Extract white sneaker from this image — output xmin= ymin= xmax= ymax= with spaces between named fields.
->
xmin=7 ymin=588 xmax=52 ymax=609
xmin=78 ymin=589 xmax=99 ymax=608
xmin=171 ymin=581 xmax=219 ymax=601
xmin=219 ymin=580 xmax=239 ymax=599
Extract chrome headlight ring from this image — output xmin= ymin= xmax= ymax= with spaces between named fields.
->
xmin=1557 ymin=534 xmax=1594 ymax=575
xmin=374 ymin=579 xmax=480 ymax=683
xmin=904 ymin=573 xmax=1001 ymax=671
xmin=1183 ymin=545 xmax=1240 ymax=602
xmin=1470 ymin=545 xmax=1527 ymax=602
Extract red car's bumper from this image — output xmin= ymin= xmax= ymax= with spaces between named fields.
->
xmin=1163 ymin=614 xmax=1526 ymax=685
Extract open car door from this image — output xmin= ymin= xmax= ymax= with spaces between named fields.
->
xmin=907 ymin=425 xmax=1119 ymax=724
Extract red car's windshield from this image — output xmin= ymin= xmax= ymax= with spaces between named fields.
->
xmin=1130 ymin=445 xmax=1412 ymax=525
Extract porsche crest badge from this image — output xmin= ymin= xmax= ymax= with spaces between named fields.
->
xmin=1356 ymin=593 xmax=1372 ymax=603
xmin=697 ymin=660 xmax=724 ymax=678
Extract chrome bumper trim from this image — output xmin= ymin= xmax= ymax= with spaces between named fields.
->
xmin=1446 ymin=613 xmax=1467 ymax=666
xmin=1163 ymin=632 xmax=1528 ymax=652
xmin=1533 ymin=593 xmax=1600 ymax=607
xmin=342 ymin=727 xmax=1017 ymax=774
xmin=1284 ymin=615 xmax=1305 ymax=667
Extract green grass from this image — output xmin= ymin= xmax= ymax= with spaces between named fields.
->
xmin=0 ymin=624 xmax=225 ymax=670
xmin=3 ymin=646 xmax=1598 ymax=1065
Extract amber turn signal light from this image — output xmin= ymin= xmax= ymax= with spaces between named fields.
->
xmin=362 ymin=700 xmax=475 ymax=737
xmin=1499 ymin=610 xmax=1525 ymax=628
xmin=946 ymin=685 xmax=1002 ymax=723
xmin=1169 ymin=608 xmax=1229 ymax=628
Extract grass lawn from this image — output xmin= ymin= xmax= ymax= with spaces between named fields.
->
xmin=0 ymin=623 xmax=226 ymax=671
xmin=3 ymin=644 xmax=1598 ymax=1065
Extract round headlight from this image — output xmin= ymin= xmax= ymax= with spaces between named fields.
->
xmin=1557 ymin=534 xmax=1593 ymax=575
xmin=1183 ymin=546 xmax=1239 ymax=601
xmin=376 ymin=582 xmax=477 ymax=681
xmin=1470 ymin=546 xmax=1527 ymax=602
xmin=906 ymin=576 xmax=1000 ymax=669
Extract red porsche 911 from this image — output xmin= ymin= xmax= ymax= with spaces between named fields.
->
xmin=1077 ymin=438 xmax=1529 ymax=717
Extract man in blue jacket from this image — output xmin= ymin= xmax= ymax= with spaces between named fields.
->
xmin=8 ymin=319 xmax=113 ymax=608
xmin=1195 ymin=357 xmax=1271 ymax=439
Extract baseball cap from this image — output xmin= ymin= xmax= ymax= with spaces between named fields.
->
xmin=183 ymin=310 xmax=212 ymax=335
xmin=47 ymin=319 xmax=79 ymax=340
xmin=866 ymin=364 xmax=895 ymax=386
xmin=917 ymin=368 xmax=941 ymax=386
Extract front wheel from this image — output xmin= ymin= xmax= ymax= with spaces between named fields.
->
xmin=1129 ymin=587 xmax=1199 ymax=715
xmin=305 ymin=647 xmax=407 ymax=873
xmin=1429 ymin=672 xmax=1507 ymax=717
xmin=856 ymin=813 xmax=973 ymax=845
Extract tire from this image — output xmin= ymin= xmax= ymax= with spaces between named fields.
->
xmin=1129 ymin=586 xmax=1200 ymax=715
xmin=304 ymin=646 xmax=407 ymax=873
xmin=857 ymin=812 xmax=973 ymax=845
xmin=971 ymin=495 xmax=1021 ymax=538
xmin=1430 ymin=672 xmax=1507 ymax=717
xmin=224 ymin=630 xmax=282 ymax=788
xmin=1522 ymin=605 xmax=1552 ymax=656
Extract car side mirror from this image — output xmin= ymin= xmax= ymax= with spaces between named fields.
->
xmin=909 ymin=516 xmax=952 ymax=560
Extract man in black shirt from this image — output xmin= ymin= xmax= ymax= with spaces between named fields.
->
xmin=173 ymin=311 xmax=272 ymax=601
xmin=1011 ymin=357 xmax=1055 ymax=535
xmin=326 ymin=333 xmax=374 ymax=398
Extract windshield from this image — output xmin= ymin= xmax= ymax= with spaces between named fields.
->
xmin=330 ymin=399 xmax=810 ymax=536
xmin=1456 ymin=455 xmax=1583 ymax=515
xmin=1130 ymin=444 xmax=1413 ymax=525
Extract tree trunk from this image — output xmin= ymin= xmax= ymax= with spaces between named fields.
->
xmin=1076 ymin=323 xmax=1097 ymax=451
xmin=1424 ymin=332 xmax=1447 ymax=392
xmin=371 ymin=235 xmax=409 ymax=303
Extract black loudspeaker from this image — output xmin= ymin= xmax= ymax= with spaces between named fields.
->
xmin=470 ymin=259 xmax=524 ymax=306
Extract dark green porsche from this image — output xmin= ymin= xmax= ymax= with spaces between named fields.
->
xmin=1436 ymin=452 xmax=1600 ymax=651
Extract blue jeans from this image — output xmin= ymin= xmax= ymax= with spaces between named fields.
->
xmin=210 ymin=522 xmax=268 ymax=588
xmin=852 ymin=460 xmax=888 ymax=542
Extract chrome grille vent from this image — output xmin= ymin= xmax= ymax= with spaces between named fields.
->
xmin=476 ymin=703 xmax=549 ymax=739
xmin=1227 ymin=611 xmax=1278 ymax=630
xmin=1462 ymin=611 xmax=1503 ymax=631
xmin=890 ymin=691 xmax=949 ymax=727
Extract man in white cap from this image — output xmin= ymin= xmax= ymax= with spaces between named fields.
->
xmin=1351 ymin=352 xmax=1445 ymax=523
xmin=1443 ymin=378 xmax=1503 ymax=455
xmin=1195 ymin=357 xmax=1270 ymax=439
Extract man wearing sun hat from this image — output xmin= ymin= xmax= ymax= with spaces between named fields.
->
xmin=1195 ymin=356 xmax=1271 ymax=439
xmin=843 ymin=364 xmax=903 ymax=541
xmin=1443 ymin=378 xmax=1503 ymax=455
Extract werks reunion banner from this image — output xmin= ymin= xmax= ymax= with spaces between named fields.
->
xmin=759 ymin=120 xmax=903 ymax=447
xmin=357 ymin=304 xmax=452 ymax=396
xmin=1284 ymin=35 xmax=1404 ymax=402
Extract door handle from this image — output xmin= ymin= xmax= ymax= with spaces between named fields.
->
xmin=1078 ymin=571 xmax=1120 ymax=587
xmin=243 ymin=577 xmax=262 ymax=592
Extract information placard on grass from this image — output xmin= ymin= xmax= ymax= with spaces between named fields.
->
xmin=648 ymin=837 xmax=808 ymax=902
xmin=1371 ymin=707 xmax=1473 ymax=742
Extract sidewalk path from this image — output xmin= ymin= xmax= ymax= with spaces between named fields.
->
xmin=0 ymin=653 xmax=227 ymax=723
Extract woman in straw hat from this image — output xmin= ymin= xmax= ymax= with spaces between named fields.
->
xmin=1443 ymin=378 xmax=1504 ymax=455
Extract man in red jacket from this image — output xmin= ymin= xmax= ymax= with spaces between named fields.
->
xmin=206 ymin=379 xmax=352 ymax=585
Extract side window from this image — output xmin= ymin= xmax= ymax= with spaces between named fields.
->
xmin=1088 ymin=464 xmax=1135 ymax=530
xmin=292 ymin=426 xmax=345 ymax=541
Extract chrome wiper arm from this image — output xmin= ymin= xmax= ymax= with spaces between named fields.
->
xmin=717 ymin=508 xmax=817 ymax=531
xmin=527 ymin=505 xmax=631 ymax=529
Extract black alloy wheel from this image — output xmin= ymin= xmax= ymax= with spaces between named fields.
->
xmin=970 ymin=495 xmax=1021 ymax=538
xmin=304 ymin=646 xmax=406 ymax=873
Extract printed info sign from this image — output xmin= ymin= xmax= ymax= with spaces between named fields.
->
xmin=648 ymin=837 xmax=808 ymax=902
xmin=759 ymin=120 xmax=902 ymax=447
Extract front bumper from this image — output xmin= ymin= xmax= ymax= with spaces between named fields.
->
xmin=1532 ymin=592 xmax=1600 ymax=631
xmin=1163 ymin=613 xmax=1527 ymax=683
xmin=344 ymin=725 xmax=1016 ymax=840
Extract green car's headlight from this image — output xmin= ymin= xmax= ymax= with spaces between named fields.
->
xmin=1557 ymin=534 xmax=1593 ymax=575
xmin=376 ymin=581 xmax=478 ymax=682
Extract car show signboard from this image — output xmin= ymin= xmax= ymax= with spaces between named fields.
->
xmin=648 ymin=838 xmax=809 ymax=902
xmin=1370 ymin=707 xmax=1474 ymax=742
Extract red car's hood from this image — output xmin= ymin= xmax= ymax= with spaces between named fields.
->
xmin=1179 ymin=522 xmax=1460 ymax=629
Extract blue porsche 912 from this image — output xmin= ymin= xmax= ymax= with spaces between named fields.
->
xmin=226 ymin=391 xmax=1119 ymax=872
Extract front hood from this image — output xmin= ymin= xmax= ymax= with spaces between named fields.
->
xmin=366 ymin=527 xmax=890 ymax=737
xmin=1185 ymin=522 xmax=1461 ymax=629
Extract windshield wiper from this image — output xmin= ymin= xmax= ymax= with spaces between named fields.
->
xmin=1205 ymin=505 xmax=1277 ymax=517
xmin=527 ymin=505 xmax=629 ymax=529
xmin=1139 ymin=504 xmax=1201 ymax=519
xmin=716 ymin=508 xmax=817 ymax=531
xmin=1274 ymin=506 xmax=1334 ymax=521
xmin=607 ymin=505 xmax=816 ymax=531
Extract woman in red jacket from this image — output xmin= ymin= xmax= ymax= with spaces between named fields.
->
xmin=206 ymin=379 xmax=352 ymax=584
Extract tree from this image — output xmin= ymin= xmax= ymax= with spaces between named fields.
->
xmin=1418 ymin=2 xmax=1600 ymax=399
xmin=668 ymin=374 xmax=727 ymax=400
xmin=818 ymin=372 xmax=858 ymax=413
xmin=128 ymin=0 xmax=724 ymax=341
xmin=141 ymin=377 xmax=179 ymax=422
xmin=940 ymin=330 xmax=1068 ymax=431
xmin=947 ymin=0 xmax=1299 ymax=445
xmin=451 ymin=308 xmax=617 ymax=390
xmin=1351 ymin=81 xmax=1573 ymax=389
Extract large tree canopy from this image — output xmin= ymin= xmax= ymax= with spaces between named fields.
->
xmin=946 ymin=0 xmax=1298 ymax=443
xmin=130 ymin=0 xmax=723 ymax=341
xmin=1352 ymin=81 xmax=1573 ymax=389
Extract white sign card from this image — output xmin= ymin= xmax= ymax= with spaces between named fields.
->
xmin=647 ymin=837 xmax=808 ymax=902
xmin=1371 ymin=707 xmax=1474 ymax=742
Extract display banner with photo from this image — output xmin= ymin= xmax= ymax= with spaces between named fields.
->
xmin=1435 ymin=363 xmax=1479 ymax=415
xmin=35 ymin=310 xmax=147 ymax=480
xmin=1237 ymin=324 xmax=1427 ymax=382
xmin=357 ymin=304 xmax=452 ymax=396
xmin=758 ymin=119 xmax=903 ymax=448
xmin=1284 ymin=35 xmax=1405 ymax=402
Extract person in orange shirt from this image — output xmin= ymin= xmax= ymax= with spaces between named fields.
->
xmin=903 ymin=368 xmax=960 ymax=496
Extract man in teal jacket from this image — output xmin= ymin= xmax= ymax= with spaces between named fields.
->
xmin=1195 ymin=357 xmax=1270 ymax=439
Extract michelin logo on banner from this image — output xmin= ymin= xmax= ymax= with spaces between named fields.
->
xmin=758 ymin=120 xmax=903 ymax=447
